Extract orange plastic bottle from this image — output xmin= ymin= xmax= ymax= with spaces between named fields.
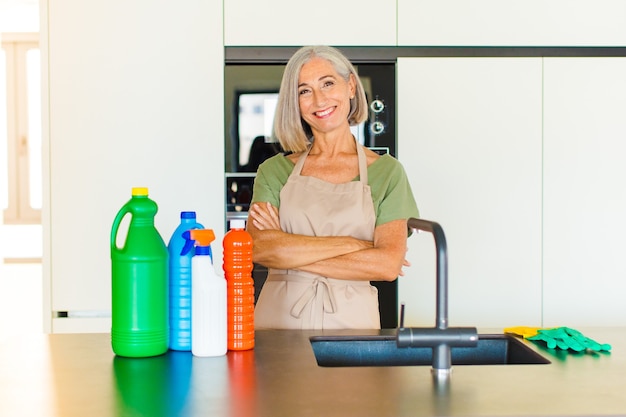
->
xmin=223 ymin=219 xmax=255 ymax=350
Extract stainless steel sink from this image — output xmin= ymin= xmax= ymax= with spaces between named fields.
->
xmin=310 ymin=334 xmax=550 ymax=367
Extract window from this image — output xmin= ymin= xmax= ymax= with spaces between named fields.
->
xmin=1 ymin=33 xmax=40 ymax=224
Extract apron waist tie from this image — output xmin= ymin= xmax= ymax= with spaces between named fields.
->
xmin=290 ymin=277 xmax=337 ymax=320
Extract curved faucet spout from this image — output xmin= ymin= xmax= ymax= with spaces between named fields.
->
xmin=399 ymin=218 xmax=478 ymax=376
xmin=407 ymin=218 xmax=448 ymax=330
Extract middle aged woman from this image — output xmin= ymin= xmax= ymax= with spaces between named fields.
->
xmin=247 ymin=45 xmax=419 ymax=330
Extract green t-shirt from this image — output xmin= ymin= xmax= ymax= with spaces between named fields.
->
xmin=251 ymin=153 xmax=419 ymax=227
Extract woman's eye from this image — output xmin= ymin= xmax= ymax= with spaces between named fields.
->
xmin=323 ymin=80 xmax=335 ymax=88
xmin=299 ymin=88 xmax=310 ymax=96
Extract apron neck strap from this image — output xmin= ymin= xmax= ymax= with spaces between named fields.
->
xmin=356 ymin=143 xmax=368 ymax=184
xmin=292 ymin=145 xmax=311 ymax=176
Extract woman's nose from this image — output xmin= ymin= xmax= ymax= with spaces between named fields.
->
xmin=311 ymin=89 xmax=327 ymax=106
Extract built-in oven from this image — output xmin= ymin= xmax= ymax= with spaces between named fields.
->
xmin=224 ymin=52 xmax=398 ymax=328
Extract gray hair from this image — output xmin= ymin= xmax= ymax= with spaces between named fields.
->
xmin=272 ymin=45 xmax=369 ymax=153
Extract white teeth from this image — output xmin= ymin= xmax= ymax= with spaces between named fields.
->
xmin=316 ymin=108 xmax=333 ymax=117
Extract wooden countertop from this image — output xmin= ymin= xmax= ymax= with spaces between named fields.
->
xmin=0 ymin=328 xmax=624 ymax=417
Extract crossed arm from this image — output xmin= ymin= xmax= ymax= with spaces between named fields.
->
xmin=246 ymin=202 xmax=409 ymax=282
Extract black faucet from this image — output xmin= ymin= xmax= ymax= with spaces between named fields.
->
xmin=397 ymin=218 xmax=478 ymax=379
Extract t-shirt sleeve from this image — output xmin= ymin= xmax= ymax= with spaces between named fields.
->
xmin=370 ymin=156 xmax=420 ymax=226
xmin=250 ymin=155 xmax=291 ymax=209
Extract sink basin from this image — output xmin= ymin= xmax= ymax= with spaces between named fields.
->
xmin=310 ymin=334 xmax=550 ymax=367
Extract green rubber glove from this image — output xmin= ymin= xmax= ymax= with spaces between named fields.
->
xmin=527 ymin=327 xmax=611 ymax=352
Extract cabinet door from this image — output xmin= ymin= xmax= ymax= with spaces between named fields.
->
xmin=543 ymin=58 xmax=626 ymax=326
xmin=224 ymin=0 xmax=396 ymax=46
xmin=397 ymin=57 xmax=543 ymax=327
xmin=44 ymin=0 xmax=225 ymax=332
xmin=398 ymin=0 xmax=626 ymax=46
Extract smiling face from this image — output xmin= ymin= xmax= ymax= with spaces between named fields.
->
xmin=297 ymin=56 xmax=356 ymax=137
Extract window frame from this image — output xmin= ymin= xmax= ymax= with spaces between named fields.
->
xmin=1 ymin=32 xmax=40 ymax=225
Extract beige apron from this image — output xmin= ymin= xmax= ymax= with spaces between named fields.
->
xmin=254 ymin=143 xmax=380 ymax=329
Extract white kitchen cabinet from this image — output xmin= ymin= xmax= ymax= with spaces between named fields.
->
xmin=543 ymin=58 xmax=626 ymax=326
xmin=397 ymin=56 xmax=626 ymax=328
xmin=398 ymin=0 xmax=626 ymax=46
xmin=397 ymin=57 xmax=543 ymax=327
xmin=42 ymin=0 xmax=225 ymax=332
xmin=224 ymin=0 xmax=396 ymax=46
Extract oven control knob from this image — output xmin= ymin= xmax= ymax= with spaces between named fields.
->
xmin=370 ymin=99 xmax=385 ymax=113
xmin=370 ymin=121 xmax=385 ymax=135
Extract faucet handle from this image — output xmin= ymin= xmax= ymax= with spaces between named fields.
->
xmin=397 ymin=327 xmax=479 ymax=348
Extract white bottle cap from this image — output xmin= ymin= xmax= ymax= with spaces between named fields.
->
xmin=230 ymin=219 xmax=246 ymax=229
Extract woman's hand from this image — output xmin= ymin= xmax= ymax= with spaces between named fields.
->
xmin=399 ymin=257 xmax=411 ymax=277
xmin=248 ymin=202 xmax=281 ymax=231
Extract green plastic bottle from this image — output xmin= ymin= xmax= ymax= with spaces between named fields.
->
xmin=110 ymin=187 xmax=169 ymax=357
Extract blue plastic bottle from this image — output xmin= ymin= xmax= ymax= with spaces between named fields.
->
xmin=167 ymin=211 xmax=204 ymax=351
